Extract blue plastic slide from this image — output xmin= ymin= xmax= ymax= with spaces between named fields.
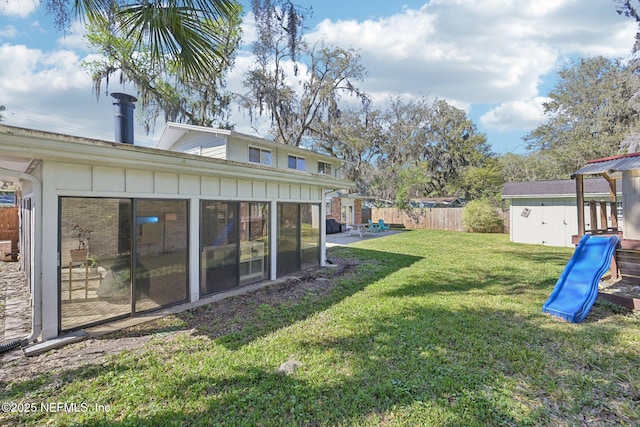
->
xmin=542 ymin=234 xmax=619 ymax=323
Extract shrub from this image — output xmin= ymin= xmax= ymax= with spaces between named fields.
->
xmin=462 ymin=199 xmax=505 ymax=233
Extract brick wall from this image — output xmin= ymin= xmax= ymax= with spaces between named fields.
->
xmin=354 ymin=199 xmax=363 ymax=224
xmin=327 ymin=197 xmax=342 ymax=221
xmin=61 ymin=198 xmax=121 ymax=264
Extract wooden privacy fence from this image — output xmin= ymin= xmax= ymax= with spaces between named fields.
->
xmin=372 ymin=207 xmax=464 ymax=231
xmin=371 ymin=207 xmax=509 ymax=233
xmin=0 ymin=206 xmax=19 ymax=253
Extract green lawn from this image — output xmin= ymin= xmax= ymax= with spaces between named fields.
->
xmin=2 ymin=230 xmax=639 ymax=426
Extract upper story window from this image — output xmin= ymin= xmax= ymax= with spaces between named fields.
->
xmin=249 ymin=146 xmax=272 ymax=166
xmin=288 ymin=155 xmax=306 ymax=171
xmin=318 ymin=161 xmax=332 ymax=175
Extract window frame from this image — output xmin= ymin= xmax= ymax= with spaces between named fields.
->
xmin=318 ymin=161 xmax=332 ymax=175
xmin=248 ymin=146 xmax=272 ymax=166
xmin=288 ymin=154 xmax=306 ymax=171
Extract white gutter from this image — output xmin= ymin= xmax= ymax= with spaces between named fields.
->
xmin=0 ymin=166 xmax=42 ymax=344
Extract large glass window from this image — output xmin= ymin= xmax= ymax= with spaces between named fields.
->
xmin=301 ymin=204 xmax=320 ymax=269
xmin=201 ymin=201 xmax=270 ymax=294
xmin=134 ymin=200 xmax=189 ymax=313
xmin=277 ymin=203 xmax=300 ymax=277
xmin=60 ymin=198 xmax=132 ymax=331
xmin=277 ymin=203 xmax=320 ymax=277
xmin=240 ymin=202 xmax=269 ymax=285
xmin=59 ymin=197 xmax=188 ymax=331
xmin=201 ymin=201 xmax=239 ymax=295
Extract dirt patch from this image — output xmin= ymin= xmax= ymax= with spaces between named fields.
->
xmin=0 ymin=254 xmax=361 ymax=385
xmin=599 ymin=278 xmax=640 ymax=300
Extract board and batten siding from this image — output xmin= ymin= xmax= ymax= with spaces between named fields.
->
xmin=52 ymin=162 xmax=323 ymax=201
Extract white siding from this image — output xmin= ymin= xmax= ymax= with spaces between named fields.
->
xmin=510 ymin=197 xmax=576 ymax=247
xmin=226 ymin=138 xmax=251 ymax=162
xmin=622 ymin=170 xmax=640 ymax=240
xmin=509 ymin=196 xmax=621 ymax=247
xmin=201 ymin=145 xmax=226 ymax=159
xmin=172 ymin=132 xmax=227 ymax=157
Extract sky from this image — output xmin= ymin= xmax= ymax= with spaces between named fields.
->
xmin=0 ymin=0 xmax=637 ymax=154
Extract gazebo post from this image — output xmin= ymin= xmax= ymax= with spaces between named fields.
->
xmin=605 ymin=173 xmax=618 ymax=231
xmin=576 ymin=174 xmax=585 ymax=236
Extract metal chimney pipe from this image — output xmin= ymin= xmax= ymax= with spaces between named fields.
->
xmin=111 ymin=92 xmax=137 ymax=144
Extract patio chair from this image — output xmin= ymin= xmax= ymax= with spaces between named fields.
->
xmin=377 ymin=219 xmax=391 ymax=231
xmin=368 ymin=219 xmax=380 ymax=232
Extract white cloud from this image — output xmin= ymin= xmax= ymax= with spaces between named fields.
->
xmin=0 ymin=25 xmax=17 ymax=39
xmin=304 ymin=0 xmax=635 ymax=123
xmin=1 ymin=0 xmax=637 ymax=150
xmin=480 ymin=97 xmax=550 ymax=131
xmin=56 ymin=21 xmax=90 ymax=51
xmin=0 ymin=43 xmax=155 ymax=146
xmin=0 ymin=0 xmax=39 ymax=18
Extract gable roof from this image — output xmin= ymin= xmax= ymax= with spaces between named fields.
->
xmin=502 ymin=178 xmax=619 ymax=198
xmin=157 ymin=122 xmax=341 ymax=163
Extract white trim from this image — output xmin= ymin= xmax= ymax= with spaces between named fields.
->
xmin=189 ymin=198 xmax=200 ymax=302
xmin=270 ymin=200 xmax=277 ymax=281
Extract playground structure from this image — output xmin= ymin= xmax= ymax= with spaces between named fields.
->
xmin=542 ymin=152 xmax=640 ymax=322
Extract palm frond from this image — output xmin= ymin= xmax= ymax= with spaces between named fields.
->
xmin=78 ymin=0 xmax=238 ymax=80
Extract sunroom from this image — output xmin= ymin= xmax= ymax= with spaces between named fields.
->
xmin=0 ymin=123 xmax=353 ymax=342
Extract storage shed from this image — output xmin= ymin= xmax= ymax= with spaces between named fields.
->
xmin=502 ymin=179 xmax=622 ymax=247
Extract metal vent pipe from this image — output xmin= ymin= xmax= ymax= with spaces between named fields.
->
xmin=111 ymin=92 xmax=137 ymax=144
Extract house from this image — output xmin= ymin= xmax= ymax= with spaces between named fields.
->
xmin=502 ymin=178 xmax=622 ymax=247
xmin=0 ymin=106 xmax=353 ymax=342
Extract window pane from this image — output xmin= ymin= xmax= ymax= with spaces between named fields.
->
xmin=277 ymin=203 xmax=300 ymax=276
xmin=249 ymin=147 xmax=260 ymax=163
xmin=261 ymin=150 xmax=272 ymax=165
xmin=60 ymin=197 xmax=131 ymax=331
xmin=301 ymin=204 xmax=320 ymax=269
xmin=201 ymin=201 xmax=239 ymax=295
xmin=298 ymin=158 xmax=306 ymax=171
xmin=288 ymin=155 xmax=297 ymax=169
xmin=239 ymin=202 xmax=269 ymax=285
xmin=318 ymin=162 xmax=331 ymax=174
xmin=134 ymin=200 xmax=188 ymax=312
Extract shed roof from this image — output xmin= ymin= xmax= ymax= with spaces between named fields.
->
xmin=502 ymin=178 xmax=619 ymax=198
xmin=573 ymin=152 xmax=640 ymax=176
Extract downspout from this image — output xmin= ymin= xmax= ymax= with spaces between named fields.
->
xmin=0 ymin=166 xmax=42 ymax=350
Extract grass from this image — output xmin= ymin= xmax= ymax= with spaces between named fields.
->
xmin=2 ymin=230 xmax=639 ymax=426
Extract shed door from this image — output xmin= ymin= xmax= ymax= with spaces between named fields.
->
xmin=540 ymin=200 xmax=570 ymax=247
